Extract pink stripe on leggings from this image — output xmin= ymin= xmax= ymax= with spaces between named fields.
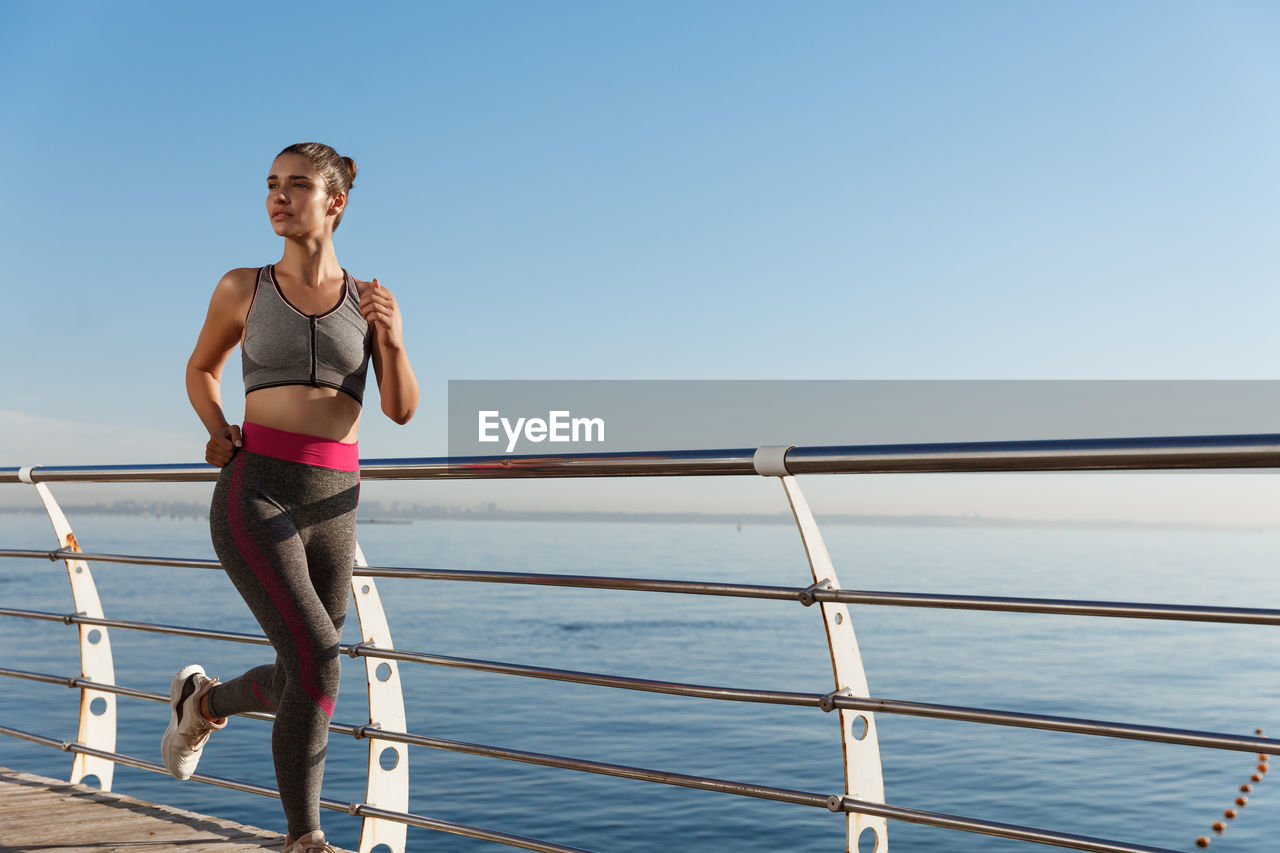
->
xmin=227 ymin=454 xmax=336 ymax=717
xmin=250 ymin=681 xmax=276 ymax=711
xmin=241 ymin=422 xmax=359 ymax=471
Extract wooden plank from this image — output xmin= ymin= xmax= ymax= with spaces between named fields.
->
xmin=0 ymin=767 xmax=356 ymax=852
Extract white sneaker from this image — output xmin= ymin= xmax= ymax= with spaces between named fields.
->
xmin=283 ymin=831 xmax=337 ymax=852
xmin=160 ymin=664 xmax=226 ymax=779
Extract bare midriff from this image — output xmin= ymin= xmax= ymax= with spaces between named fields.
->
xmin=244 ymin=386 xmax=362 ymax=443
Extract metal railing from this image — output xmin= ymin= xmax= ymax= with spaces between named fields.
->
xmin=3 ymin=433 xmax=1280 ymax=853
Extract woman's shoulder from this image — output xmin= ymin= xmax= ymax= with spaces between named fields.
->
xmin=203 ymin=267 xmax=264 ymax=321
xmin=213 ymin=267 xmax=263 ymax=299
xmin=218 ymin=266 xmax=263 ymax=288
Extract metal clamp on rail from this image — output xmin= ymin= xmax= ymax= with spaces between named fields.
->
xmin=800 ymin=579 xmax=834 ymax=607
xmin=61 ymin=610 xmax=86 ymax=626
xmin=346 ymin=640 xmax=377 ymax=659
xmin=17 ymin=465 xmax=40 ymax=485
xmin=355 ymin=723 xmax=383 ymax=741
xmin=820 ymin=688 xmax=853 ymax=713
xmin=752 ymin=445 xmax=795 ymax=477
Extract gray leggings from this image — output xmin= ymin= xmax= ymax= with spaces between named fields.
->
xmin=207 ymin=448 xmax=359 ymax=838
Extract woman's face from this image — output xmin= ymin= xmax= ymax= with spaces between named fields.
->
xmin=265 ymin=153 xmax=343 ymax=237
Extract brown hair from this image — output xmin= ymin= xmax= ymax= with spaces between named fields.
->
xmin=277 ymin=142 xmax=357 ymax=230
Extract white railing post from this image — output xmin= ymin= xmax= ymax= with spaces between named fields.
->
xmin=21 ymin=466 xmax=117 ymax=791
xmin=351 ymin=542 xmax=409 ymax=853
xmin=754 ymin=448 xmax=887 ymax=853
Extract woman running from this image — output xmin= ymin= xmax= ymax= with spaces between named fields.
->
xmin=166 ymin=142 xmax=419 ymax=853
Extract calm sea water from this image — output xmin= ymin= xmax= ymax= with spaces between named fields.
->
xmin=2 ymin=508 xmax=1279 ymax=852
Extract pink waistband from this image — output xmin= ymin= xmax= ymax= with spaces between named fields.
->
xmin=241 ymin=422 xmax=360 ymax=471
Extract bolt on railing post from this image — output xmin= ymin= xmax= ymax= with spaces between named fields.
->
xmin=351 ymin=541 xmax=409 ymax=853
xmin=754 ymin=447 xmax=887 ymax=853
xmin=21 ymin=466 xmax=117 ymax=791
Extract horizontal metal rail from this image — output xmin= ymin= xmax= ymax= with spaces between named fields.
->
xmin=348 ymin=804 xmax=595 ymax=853
xmin=0 ymin=723 xmax=593 ymax=853
xmin=807 ymin=590 xmax=1280 ymax=624
xmin=828 ymin=797 xmax=1180 ymax=853
xmin=827 ymin=695 xmax=1279 ymax=753
xmin=0 ymin=548 xmax=222 ymax=571
xmin=0 ymin=720 xmax=1184 ymax=853
xmin=7 ymin=548 xmax=1280 ymax=626
xmin=0 ymin=666 xmax=282 ymax=723
xmin=0 ymin=606 xmax=272 ymax=647
xmin=4 ymin=433 xmax=1280 ymax=485
xmin=0 ymin=548 xmax=802 ymax=598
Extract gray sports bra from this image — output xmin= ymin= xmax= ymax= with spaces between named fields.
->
xmin=242 ymin=265 xmax=371 ymax=404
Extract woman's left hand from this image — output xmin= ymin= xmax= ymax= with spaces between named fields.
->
xmin=359 ymin=278 xmax=405 ymax=350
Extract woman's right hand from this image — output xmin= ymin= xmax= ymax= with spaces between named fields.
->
xmin=188 ymin=268 xmax=256 ymax=467
xmin=206 ymin=424 xmax=243 ymax=467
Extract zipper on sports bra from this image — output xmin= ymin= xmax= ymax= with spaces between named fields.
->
xmin=309 ymin=316 xmax=318 ymax=385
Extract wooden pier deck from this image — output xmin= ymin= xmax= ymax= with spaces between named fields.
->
xmin=0 ymin=767 xmax=354 ymax=853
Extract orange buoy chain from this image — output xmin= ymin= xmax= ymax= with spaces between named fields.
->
xmin=1195 ymin=729 xmax=1268 ymax=848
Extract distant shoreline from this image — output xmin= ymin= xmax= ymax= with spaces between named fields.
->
xmin=0 ymin=501 xmax=1275 ymax=532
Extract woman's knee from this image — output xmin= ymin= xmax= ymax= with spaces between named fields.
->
xmin=317 ymin=652 xmax=341 ymax=696
xmin=280 ymin=643 xmax=342 ymax=717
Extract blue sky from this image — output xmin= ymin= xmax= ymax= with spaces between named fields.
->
xmin=2 ymin=1 xmax=1279 ymax=519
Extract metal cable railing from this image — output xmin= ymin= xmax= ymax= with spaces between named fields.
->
xmin=3 ymin=434 xmax=1279 ymax=853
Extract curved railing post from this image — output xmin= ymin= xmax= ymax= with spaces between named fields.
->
xmin=351 ymin=541 xmax=409 ymax=853
xmin=21 ymin=466 xmax=117 ymax=790
xmin=754 ymin=448 xmax=887 ymax=853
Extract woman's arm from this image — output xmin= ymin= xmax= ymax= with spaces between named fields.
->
xmin=186 ymin=269 xmax=256 ymax=465
xmin=360 ymin=278 xmax=420 ymax=424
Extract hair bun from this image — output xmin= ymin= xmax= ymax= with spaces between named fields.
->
xmin=342 ymin=156 xmax=357 ymax=187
